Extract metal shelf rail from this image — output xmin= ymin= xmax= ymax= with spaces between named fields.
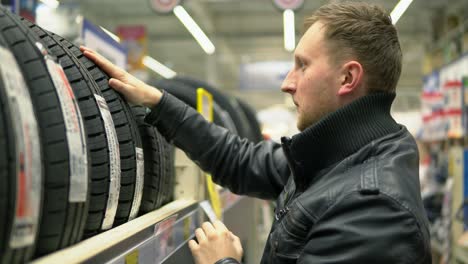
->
xmin=32 ymin=190 xmax=245 ymax=264
xmin=33 ymin=199 xmax=201 ymax=264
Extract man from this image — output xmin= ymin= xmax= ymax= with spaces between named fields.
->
xmin=82 ymin=2 xmax=431 ymax=263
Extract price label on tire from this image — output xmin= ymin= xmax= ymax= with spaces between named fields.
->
xmin=94 ymin=94 xmax=121 ymax=230
xmin=45 ymin=56 xmax=88 ymax=203
xmin=0 ymin=47 xmax=41 ymax=248
xmin=128 ymin=147 xmax=144 ymax=220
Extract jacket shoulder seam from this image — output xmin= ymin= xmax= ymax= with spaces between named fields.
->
xmin=296 ymin=200 xmax=319 ymax=221
xmin=317 ymin=190 xmax=422 ymax=227
xmin=378 ymin=191 xmax=429 ymax=262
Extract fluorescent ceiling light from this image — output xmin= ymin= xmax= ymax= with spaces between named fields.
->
xmin=100 ymin=26 xmax=121 ymax=42
xmin=173 ymin=5 xmax=215 ymax=55
xmin=283 ymin=9 xmax=295 ymax=52
xmin=143 ymin=56 xmax=177 ymax=79
xmin=390 ymin=0 xmax=414 ymax=25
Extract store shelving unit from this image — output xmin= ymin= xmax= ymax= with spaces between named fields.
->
xmin=32 ymin=189 xmax=246 ymax=264
xmin=32 ymin=199 xmax=200 ymax=264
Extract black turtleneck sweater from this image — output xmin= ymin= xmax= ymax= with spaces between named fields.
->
xmin=280 ymin=92 xmax=401 ymax=190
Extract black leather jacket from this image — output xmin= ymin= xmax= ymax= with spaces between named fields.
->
xmin=145 ymin=91 xmax=431 ymax=264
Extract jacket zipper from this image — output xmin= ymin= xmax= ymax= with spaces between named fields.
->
xmin=275 ymin=206 xmax=290 ymax=221
xmin=281 ymin=136 xmax=296 ymax=177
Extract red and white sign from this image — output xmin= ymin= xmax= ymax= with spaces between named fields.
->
xmin=149 ymin=0 xmax=182 ymax=14
xmin=272 ymin=0 xmax=304 ymax=11
xmin=443 ymin=80 xmax=464 ymax=138
xmin=117 ymin=25 xmax=147 ymax=72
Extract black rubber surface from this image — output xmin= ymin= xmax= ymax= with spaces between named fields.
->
xmin=0 ymin=60 xmax=11 ymax=263
xmin=0 ymin=70 xmax=12 ymax=264
xmin=59 ymin=37 xmax=144 ymax=228
xmin=131 ymin=106 xmax=175 ymax=213
xmin=174 ymin=76 xmax=252 ymax=140
xmin=19 ymin=19 xmax=112 ymax=238
xmin=235 ymin=98 xmax=263 ymax=143
xmin=153 ymin=79 xmax=237 ymax=133
xmin=26 ymin=25 xmax=144 ymax=230
xmin=0 ymin=6 xmax=89 ymax=257
xmin=0 ymin=39 xmax=37 ymax=263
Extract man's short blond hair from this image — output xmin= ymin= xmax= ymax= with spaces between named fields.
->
xmin=305 ymin=2 xmax=402 ymax=93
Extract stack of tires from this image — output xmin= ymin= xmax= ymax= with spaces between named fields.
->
xmin=0 ymin=4 xmax=263 ymax=263
xmin=0 ymin=5 xmax=175 ymax=263
xmin=153 ymin=77 xmax=263 ymax=143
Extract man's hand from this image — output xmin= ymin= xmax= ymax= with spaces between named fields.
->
xmin=189 ymin=220 xmax=243 ymax=264
xmin=80 ymin=46 xmax=162 ymax=108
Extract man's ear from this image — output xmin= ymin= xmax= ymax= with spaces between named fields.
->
xmin=337 ymin=61 xmax=363 ymax=96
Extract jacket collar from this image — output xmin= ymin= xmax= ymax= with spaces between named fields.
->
xmin=281 ymin=92 xmax=400 ymax=190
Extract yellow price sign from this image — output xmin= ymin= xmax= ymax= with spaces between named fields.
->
xmin=125 ymin=250 xmax=139 ymax=264
xmin=196 ymin=88 xmax=221 ymax=220
xmin=197 ymin=88 xmax=213 ymax=122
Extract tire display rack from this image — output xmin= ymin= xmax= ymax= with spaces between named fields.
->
xmin=0 ymin=5 xmax=175 ymax=262
xmin=32 ymin=190 xmax=245 ymax=264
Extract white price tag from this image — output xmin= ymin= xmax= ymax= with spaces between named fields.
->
xmin=128 ymin=147 xmax=144 ymax=220
xmin=200 ymin=200 xmax=218 ymax=223
xmin=45 ymin=56 xmax=88 ymax=202
xmin=94 ymin=94 xmax=121 ymax=230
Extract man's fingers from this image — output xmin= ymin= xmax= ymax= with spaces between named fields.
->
xmin=108 ymin=78 xmax=132 ymax=93
xmin=188 ymin=239 xmax=199 ymax=251
xmin=212 ymin=220 xmax=229 ymax=233
xmin=82 ymin=50 xmax=125 ymax=78
xmin=230 ymin=231 xmax=240 ymax=242
xmin=201 ymin=222 xmax=216 ymax=238
xmin=195 ymin=228 xmax=207 ymax=243
xmin=79 ymin=46 xmax=94 ymax=53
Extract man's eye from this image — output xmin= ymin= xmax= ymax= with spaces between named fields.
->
xmin=299 ymin=60 xmax=306 ymax=70
xmin=294 ymin=57 xmax=306 ymax=71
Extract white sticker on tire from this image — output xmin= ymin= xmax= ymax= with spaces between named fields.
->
xmin=129 ymin=147 xmax=144 ymax=220
xmin=45 ymin=57 xmax=88 ymax=202
xmin=94 ymin=94 xmax=121 ymax=230
xmin=0 ymin=47 xmax=42 ymax=248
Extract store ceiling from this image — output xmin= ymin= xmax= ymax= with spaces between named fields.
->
xmin=56 ymin=0 xmax=465 ymax=111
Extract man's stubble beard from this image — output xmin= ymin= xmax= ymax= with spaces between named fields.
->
xmin=296 ymin=105 xmax=333 ymax=132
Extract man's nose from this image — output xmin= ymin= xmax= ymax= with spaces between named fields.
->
xmin=281 ymin=71 xmax=296 ymax=94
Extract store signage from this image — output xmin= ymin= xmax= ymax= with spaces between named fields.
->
xmin=1 ymin=0 xmax=17 ymax=13
xmin=1 ymin=0 xmax=37 ymax=21
xmin=443 ymin=80 xmax=463 ymax=138
xmin=240 ymin=60 xmax=293 ymax=91
xmin=81 ymin=19 xmax=127 ymax=70
xmin=117 ymin=25 xmax=147 ymax=76
xmin=149 ymin=0 xmax=182 ymax=14
xmin=272 ymin=0 xmax=304 ymax=11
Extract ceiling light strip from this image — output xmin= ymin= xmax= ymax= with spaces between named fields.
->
xmin=143 ymin=56 xmax=177 ymax=79
xmin=173 ymin=5 xmax=215 ymax=55
xmin=283 ymin=9 xmax=295 ymax=52
xmin=390 ymin=0 xmax=414 ymax=25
